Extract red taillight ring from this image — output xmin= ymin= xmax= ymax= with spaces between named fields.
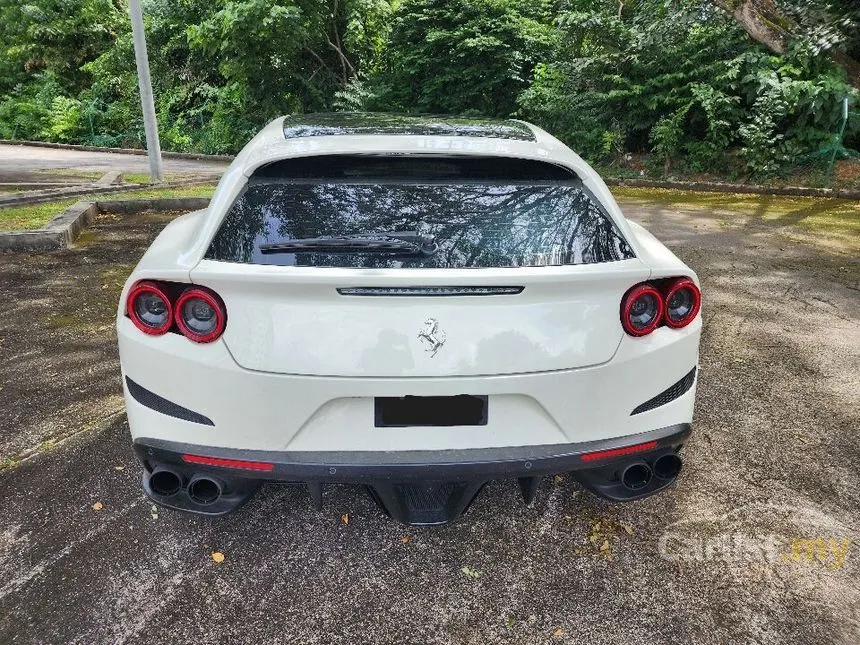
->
xmin=127 ymin=281 xmax=173 ymax=335
xmin=663 ymin=278 xmax=701 ymax=329
xmin=174 ymin=288 xmax=226 ymax=343
xmin=621 ymin=283 xmax=664 ymax=337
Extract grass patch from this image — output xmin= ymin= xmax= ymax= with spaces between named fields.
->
xmin=33 ymin=168 xmax=204 ymax=184
xmin=121 ymin=172 xmax=201 ymax=184
xmin=121 ymin=173 xmax=156 ymax=184
xmin=101 ymin=184 xmax=215 ymax=201
xmin=0 ymin=184 xmax=215 ymax=231
xmin=33 ymin=168 xmax=104 ymax=180
xmin=613 ymin=187 xmax=860 ymax=251
xmin=0 ymin=199 xmax=79 ymax=230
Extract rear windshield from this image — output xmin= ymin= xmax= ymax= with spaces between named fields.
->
xmin=205 ymin=157 xmax=634 ymax=269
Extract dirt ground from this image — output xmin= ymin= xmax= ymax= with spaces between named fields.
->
xmin=0 ymin=197 xmax=858 ymax=644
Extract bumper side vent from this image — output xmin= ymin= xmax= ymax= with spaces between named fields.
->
xmin=126 ymin=377 xmax=214 ymax=426
xmin=631 ymin=368 xmax=697 ymax=416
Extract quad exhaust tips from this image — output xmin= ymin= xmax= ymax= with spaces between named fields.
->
xmin=140 ymin=444 xmax=686 ymax=519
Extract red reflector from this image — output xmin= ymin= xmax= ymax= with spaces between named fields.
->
xmin=580 ymin=440 xmax=659 ymax=462
xmin=182 ymin=454 xmax=274 ymax=472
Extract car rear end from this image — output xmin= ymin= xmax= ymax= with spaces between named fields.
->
xmin=118 ymin=116 xmax=701 ymax=525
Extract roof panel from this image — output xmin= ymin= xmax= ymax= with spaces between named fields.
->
xmin=282 ymin=113 xmax=536 ymax=141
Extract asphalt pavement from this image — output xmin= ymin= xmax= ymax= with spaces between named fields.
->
xmin=1 ymin=188 xmax=858 ymax=643
xmin=0 ymin=143 xmax=227 ymax=183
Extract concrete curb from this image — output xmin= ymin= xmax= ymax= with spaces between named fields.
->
xmin=1 ymin=139 xmax=234 ymax=162
xmin=0 ymin=197 xmax=210 ymax=252
xmin=0 ymin=201 xmax=98 ymax=252
xmin=94 ymin=170 xmax=123 ymax=187
xmin=98 ymin=197 xmax=211 ymax=213
xmin=0 ymin=178 xmax=215 ymax=207
xmin=605 ymin=178 xmax=860 ymax=200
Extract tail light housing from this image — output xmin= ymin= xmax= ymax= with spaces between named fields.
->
xmin=662 ymin=278 xmax=701 ymax=328
xmin=621 ymin=284 xmax=664 ymax=336
xmin=621 ymin=277 xmax=700 ymax=337
xmin=175 ymin=288 xmax=227 ymax=343
xmin=125 ymin=281 xmax=226 ymax=343
xmin=127 ymin=281 xmax=173 ymax=335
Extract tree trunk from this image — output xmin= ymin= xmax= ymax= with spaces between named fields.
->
xmin=711 ymin=0 xmax=790 ymax=53
xmin=830 ymin=48 xmax=860 ymax=90
xmin=711 ymin=0 xmax=860 ymax=88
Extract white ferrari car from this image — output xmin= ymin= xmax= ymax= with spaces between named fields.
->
xmin=118 ymin=113 xmax=701 ymax=525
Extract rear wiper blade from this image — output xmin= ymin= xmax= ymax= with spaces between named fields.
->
xmin=259 ymin=231 xmax=438 ymax=256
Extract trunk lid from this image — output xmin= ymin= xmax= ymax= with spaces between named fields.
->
xmin=191 ymin=260 xmax=648 ymax=377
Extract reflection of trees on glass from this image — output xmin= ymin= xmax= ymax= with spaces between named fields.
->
xmin=206 ymin=182 xmax=634 ymax=268
xmin=281 ymin=113 xmax=535 ymax=141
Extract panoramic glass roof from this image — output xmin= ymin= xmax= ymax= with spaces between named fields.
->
xmin=282 ymin=113 xmax=536 ymax=141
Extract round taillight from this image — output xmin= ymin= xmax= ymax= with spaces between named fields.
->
xmin=621 ymin=284 xmax=664 ymax=337
xmin=175 ymin=288 xmax=226 ymax=343
xmin=663 ymin=278 xmax=701 ymax=328
xmin=127 ymin=281 xmax=172 ymax=335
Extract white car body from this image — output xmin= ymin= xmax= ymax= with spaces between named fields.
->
xmin=118 ymin=114 xmax=701 ymax=525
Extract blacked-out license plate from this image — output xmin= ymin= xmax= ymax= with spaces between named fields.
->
xmin=374 ymin=395 xmax=488 ymax=427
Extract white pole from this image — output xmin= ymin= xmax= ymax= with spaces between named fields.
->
xmin=128 ymin=0 xmax=163 ymax=182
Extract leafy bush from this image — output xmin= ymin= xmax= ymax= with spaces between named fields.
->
xmin=46 ymin=96 xmax=85 ymax=142
xmin=0 ymin=0 xmax=856 ymax=174
xmin=376 ymin=0 xmax=557 ymax=116
xmin=650 ymin=108 xmax=689 ymax=175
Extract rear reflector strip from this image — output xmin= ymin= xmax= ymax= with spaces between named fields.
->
xmin=580 ymin=440 xmax=659 ymax=462
xmin=182 ymin=454 xmax=275 ymax=472
xmin=337 ymin=286 xmax=523 ymax=297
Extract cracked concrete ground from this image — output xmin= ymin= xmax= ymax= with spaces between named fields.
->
xmin=0 ymin=193 xmax=858 ymax=644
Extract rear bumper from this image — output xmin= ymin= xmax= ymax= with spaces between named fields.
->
xmin=134 ymin=423 xmax=690 ymax=525
xmin=119 ymin=315 xmax=700 ymax=453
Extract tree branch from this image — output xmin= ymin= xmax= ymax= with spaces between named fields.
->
xmin=710 ymin=0 xmax=790 ymax=54
xmin=711 ymin=0 xmax=860 ymax=88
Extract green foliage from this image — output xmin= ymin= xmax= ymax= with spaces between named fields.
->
xmin=374 ymin=0 xmax=557 ymax=116
xmin=517 ymin=0 xmax=858 ymax=177
xmin=650 ymin=107 xmax=689 ymax=174
xmin=46 ymin=96 xmax=85 ymax=141
xmin=0 ymin=0 xmax=857 ymax=178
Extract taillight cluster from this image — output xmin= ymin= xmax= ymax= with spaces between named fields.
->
xmin=126 ymin=281 xmax=226 ymax=343
xmin=620 ymin=277 xmax=700 ymax=337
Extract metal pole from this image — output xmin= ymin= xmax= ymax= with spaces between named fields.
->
xmin=827 ymin=97 xmax=849 ymax=178
xmin=128 ymin=0 xmax=163 ymax=182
